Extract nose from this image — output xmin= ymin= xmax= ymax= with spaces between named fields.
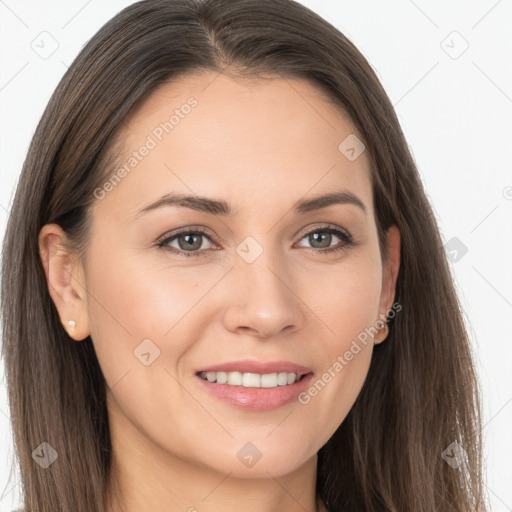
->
xmin=222 ymin=246 xmax=306 ymax=338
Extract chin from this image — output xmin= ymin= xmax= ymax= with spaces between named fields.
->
xmin=190 ymin=437 xmax=317 ymax=479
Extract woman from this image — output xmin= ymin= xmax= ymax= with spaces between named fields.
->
xmin=1 ymin=0 xmax=488 ymax=511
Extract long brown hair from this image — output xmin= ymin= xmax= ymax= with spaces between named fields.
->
xmin=1 ymin=1 xmax=488 ymax=510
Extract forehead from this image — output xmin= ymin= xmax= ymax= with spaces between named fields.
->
xmin=94 ymin=71 xmax=373 ymax=221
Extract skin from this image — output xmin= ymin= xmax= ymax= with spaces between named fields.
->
xmin=39 ymin=71 xmax=400 ymax=512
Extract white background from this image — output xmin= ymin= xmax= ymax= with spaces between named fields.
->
xmin=0 ymin=1 xmax=511 ymax=510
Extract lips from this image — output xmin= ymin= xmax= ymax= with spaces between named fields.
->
xmin=194 ymin=359 xmax=314 ymax=411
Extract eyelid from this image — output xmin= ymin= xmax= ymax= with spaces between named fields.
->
xmin=294 ymin=222 xmax=351 ymax=242
xmin=156 ymin=225 xmax=217 ymax=245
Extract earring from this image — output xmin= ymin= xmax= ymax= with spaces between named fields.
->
xmin=67 ymin=320 xmax=76 ymax=334
xmin=375 ymin=323 xmax=389 ymax=343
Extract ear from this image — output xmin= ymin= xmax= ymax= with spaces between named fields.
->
xmin=38 ymin=223 xmax=91 ymax=341
xmin=374 ymin=225 xmax=400 ymax=344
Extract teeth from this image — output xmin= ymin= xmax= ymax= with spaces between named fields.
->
xmin=277 ymin=372 xmax=288 ymax=386
xmin=199 ymin=371 xmax=300 ymax=388
xmin=242 ymin=373 xmax=260 ymax=387
xmin=216 ymin=371 xmax=228 ymax=384
xmin=227 ymin=371 xmax=242 ymax=385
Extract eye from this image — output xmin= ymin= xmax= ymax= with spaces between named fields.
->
xmin=295 ymin=224 xmax=354 ymax=254
xmin=157 ymin=227 xmax=216 ymax=258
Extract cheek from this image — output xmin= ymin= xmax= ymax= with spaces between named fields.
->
xmin=83 ymin=243 xmax=224 ymax=382
xmin=325 ymin=255 xmax=382 ymax=374
xmin=305 ymin=250 xmax=382 ymax=347
xmin=82 ymin=248 xmax=166 ymax=376
xmin=86 ymin=226 xmax=194 ymax=332
xmin=295 ymin=253 xmax=382 ymax=436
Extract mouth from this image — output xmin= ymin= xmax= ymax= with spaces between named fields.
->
xmin=194 ymin=360 xmax=314 ymax=411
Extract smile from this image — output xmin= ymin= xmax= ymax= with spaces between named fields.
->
xmin=199 ymin=371 xmax=305 ymax=388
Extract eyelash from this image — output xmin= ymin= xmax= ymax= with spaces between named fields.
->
xmin=156 ymin=224 xmax=355 ymax=259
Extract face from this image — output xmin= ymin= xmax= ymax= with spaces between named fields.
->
xmin=41 ymin=71 xmax=400 ymax=480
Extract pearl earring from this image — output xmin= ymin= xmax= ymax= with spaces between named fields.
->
xmin=67 ymin=320 xmax=76 ymax=333
xmin=373 ymin=322 xmax=389 ymax=344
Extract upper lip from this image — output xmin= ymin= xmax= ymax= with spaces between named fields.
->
xmin=196 ymin=360 xmax=313 ymax=377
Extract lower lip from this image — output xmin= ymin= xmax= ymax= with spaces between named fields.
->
xmin=195 ymin=373 xmax=315 ymax=412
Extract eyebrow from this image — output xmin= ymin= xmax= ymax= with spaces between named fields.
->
xmin=135 ymin=190 xmax=367 ymax=218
